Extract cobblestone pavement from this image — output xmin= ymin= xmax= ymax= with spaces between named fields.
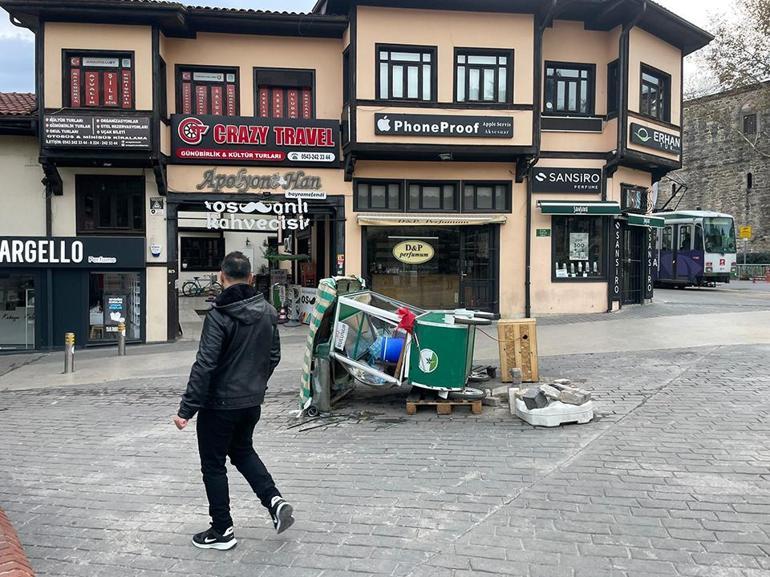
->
xmin=1 ymin=343 xmax=769 ymax=577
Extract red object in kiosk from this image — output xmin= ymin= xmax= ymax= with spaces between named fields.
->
xmin=396 ymin=307 xmax=416 ymax=334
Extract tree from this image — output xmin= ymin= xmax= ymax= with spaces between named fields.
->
xmin=704 ymin=0 xmax=770 ymax=89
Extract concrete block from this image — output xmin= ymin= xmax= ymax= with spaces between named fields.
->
xmin=540 ymin=384 xmax=561 ymax=400
xmin=509 ymin=368 xmax=523 ymax=385
xmin=559 ymin=388 xmax=591 ymax=405
xmin=490 ymin=385 xmax=511 ymax=397
xmin=553 ymin=378 xmax=571 ymax=386
xmin=521 ymin=387 xmax=549 ymax=410
xmin=482 ymin=396 xmax=502 ymax=407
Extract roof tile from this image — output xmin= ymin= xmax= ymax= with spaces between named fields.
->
xmin=0 ymin=93 xmax=36 ymax=116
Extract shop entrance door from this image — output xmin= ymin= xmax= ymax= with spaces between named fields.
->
xmin=459 ymin=226 xmax=498 ymax=312
xmin=622 ymin=226 xmax=644 ymax=304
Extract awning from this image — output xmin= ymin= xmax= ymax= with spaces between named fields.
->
xmin=626 ymin=214 xmax=665 ymax=228
xmin=356 ymin=214 xmax=507 ymax=226
xmin=537 ymin=201 xmax=621 ymax=215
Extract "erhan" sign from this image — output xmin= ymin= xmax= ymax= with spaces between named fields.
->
xmin=630 ymin=123 xmax=681 ymax=154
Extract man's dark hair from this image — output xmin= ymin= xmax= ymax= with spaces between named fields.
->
xmin=221 ymin=251 xmax=251 ymax=281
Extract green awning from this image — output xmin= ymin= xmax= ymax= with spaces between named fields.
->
xmin=538 ymin=201 xmax=621 ymax=215
xmin=627 ymin=214 xmax=665 ymax=228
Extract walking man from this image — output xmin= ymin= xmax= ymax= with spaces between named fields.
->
xmin=173 ymin=251 xmax=294 ymax=550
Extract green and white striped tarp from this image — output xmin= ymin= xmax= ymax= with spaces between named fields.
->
xmin=299 ymin=276 xmax=364 ymax=411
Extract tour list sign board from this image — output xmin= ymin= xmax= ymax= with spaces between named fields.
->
xmin=171 ymin=114 xmax=341 ymax=167
xmin=532 ymin=167 xmax=602 ymax=194
xmin=629 ymin=123 xmax=681 ymax=155
xmin=374 ymin=113 xmax=513 ymax=138
xmin=43 ymin=114 xmax=151 ymax=149
xmin=0 ymin=237 xmax=145 ymax=268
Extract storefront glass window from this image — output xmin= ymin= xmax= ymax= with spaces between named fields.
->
xmin=552 ymin=216 xmax=605 ymax=280
xmin=407 ymin=183 xmax=457 ymax=212
xmin=0 ymin=274 xmax=35 ymax=350
xmin=366 ymin=227 xmax=460 ymax=309
xmin=88 ymin=272 xmax=142 ymax=342
xmin=77 ymin=175 xmax=145 ymax=235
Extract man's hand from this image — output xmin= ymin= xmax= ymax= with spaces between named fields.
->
xmin=173 ymin=415 xmax=188 ymax=430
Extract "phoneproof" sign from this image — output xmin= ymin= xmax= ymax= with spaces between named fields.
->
xmin=374 ymin=113 xmax=513 ymax=138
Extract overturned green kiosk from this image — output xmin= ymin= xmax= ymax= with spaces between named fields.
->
xmin=299 ymin=277 xmax=492 ymax=416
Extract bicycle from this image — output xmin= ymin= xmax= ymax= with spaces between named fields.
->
xmin=181 ymin=275 xmax=223 ymax=297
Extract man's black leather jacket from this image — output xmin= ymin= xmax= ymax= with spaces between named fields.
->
xmin=178 ymin=283 xmax=281 ymax=419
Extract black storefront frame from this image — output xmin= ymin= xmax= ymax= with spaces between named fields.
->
xmin=165 ymin=192 xmax=346 ymax=341
xmin=0 ymin=268 xmax=42 ymax=352
xmin=549 ymin=215 xmax=610 ymax=284
xmin=360 ymin=224 xmax=501 ymax=316
xmin=607 ymin=217 xmax=656 ymax=311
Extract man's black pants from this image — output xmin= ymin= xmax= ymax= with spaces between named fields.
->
xmin=196 ymin=406 xmax=280 ymax=533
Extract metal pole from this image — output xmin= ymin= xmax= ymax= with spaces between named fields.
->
xmin=64 ymin=332 xmax=75 ymax=374
xmin=117 ymin=322 xmax=126 ymax=356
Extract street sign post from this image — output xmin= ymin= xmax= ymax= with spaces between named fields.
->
xmin=739 ymin=225 xmax=752 ymax=239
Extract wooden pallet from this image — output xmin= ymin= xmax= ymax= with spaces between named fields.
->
xmin=406 ymin=390 xmax=482 ymax=415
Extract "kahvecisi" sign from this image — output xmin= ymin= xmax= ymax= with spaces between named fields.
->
xmin=203 ymin=199 xmax=310 ymax=231
xmin=374 ymin=113 xmax=513 ymax=138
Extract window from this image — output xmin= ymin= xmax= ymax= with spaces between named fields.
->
xmin=65 ymin=51 xmax=134 ymax=109
xmin=607 ymin=59 xmax=619 ymax=116
xmin=407 ymin=182 xmax=458 ymax=212
xmin=463 ymin=183 xmax=510 ymax=212
xmin=678 ymin=225 xmax=692 ymax=251
xmin=640 ymin=65 xmax=670 ymax=122
xmin=178 ymin=66 xmax=238 ymax=115
xmin=455 ymin=49 xmax=513 ymax=103
xmin=254 ymin=68 xmax=314 ymax=119
xmin=355 ymin=181 xmax=402 ymax=211
xmin=552 ymin=216 xmax=605 ymax=280
xmin=76 ymin=175 xmax=145 ymax=235
xmin=89 ymin=272 xmax=142 ymax=342
xmin=377 ymin=45 xmax=435 ymax=101
xmin=544 ymin=62 xmax=595 ymax=115
xmin=181 ymin=236 xmax=225 ymax=271
xmin=661 ymin=226 xmax=673 ymax=251
xmin=621 ymin=185 xmax=647 ymax=214
xmin=743 ymin=113 xmax=757 ymax=135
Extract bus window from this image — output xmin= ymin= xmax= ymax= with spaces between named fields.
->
xmin=678 ymin=225 xmax=692 ymax=251
xmin=694 ymin=225 xmax=704 ymax=251
xmin=662 ymin=226 xmax=672 ymax=251
xmin=703 ymin=217 xmax=737 ymax=253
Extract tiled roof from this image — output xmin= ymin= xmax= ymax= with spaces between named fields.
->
xmin=0 ymin=93 xmax=36 ymax=116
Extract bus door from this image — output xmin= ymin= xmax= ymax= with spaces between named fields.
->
xmin=675 ymin=224 xmax=694 ymax=282
xmin=659 ymin=225 xmax=674 ymax=281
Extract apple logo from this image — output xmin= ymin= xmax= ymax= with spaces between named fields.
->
xmin=377 ymin=115 xmax=391 ymax=132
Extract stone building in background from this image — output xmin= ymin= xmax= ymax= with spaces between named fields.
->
xmin=658 ymin=82 xmax=770 ymax=254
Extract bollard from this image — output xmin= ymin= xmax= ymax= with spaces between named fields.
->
xmin=117 ymin=322 xmax=127 ymax=356
xmin=64 ymin=332 xmax=75 ymax=373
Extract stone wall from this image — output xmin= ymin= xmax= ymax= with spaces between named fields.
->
xmin=657 ymin=82 xmax=770 ymax=254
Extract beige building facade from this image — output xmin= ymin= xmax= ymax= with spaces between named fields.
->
xmin=0 ymin=0 xmax=711 ymax=349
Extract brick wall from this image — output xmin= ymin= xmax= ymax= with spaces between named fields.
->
xmin=0 ymin=508 xmax=34 ymax=577
xmin=658 ymin=83 xmax=770 ymax=253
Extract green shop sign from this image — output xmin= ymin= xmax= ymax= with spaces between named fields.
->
xmin=536 ymin=229 xmax=551 ymax=237
xmin=630 ymin=123 xmax=681 ymax=154
xmin=538 ymin=201 xmax=621 ymax=215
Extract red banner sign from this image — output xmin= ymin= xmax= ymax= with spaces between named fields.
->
xmin=226 ymin=84 xmax=237 ymax=116
xmin=70 ymin=69 xmax=81 ymax=107
xmin=84 ymin=71 xmax=99 ymax=106
xmin=104 ymin=72 xmax=118 ymax=106
xmin=211 ymin=85 xmax=223 ymax=115
xmin=121 ymin=70 xmax=132 ymax=109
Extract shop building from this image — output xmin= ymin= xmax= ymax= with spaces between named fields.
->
xmin=0 ymin=0 xmax=711 ymax=349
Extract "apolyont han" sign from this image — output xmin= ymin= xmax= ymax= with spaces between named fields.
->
xmin=374 ymin=113 xmax=513 ymax=138
xmin=171 ymin=115 xmax=340 ymax=167
xmin=630 ymin=123 xmax=681 ymax=154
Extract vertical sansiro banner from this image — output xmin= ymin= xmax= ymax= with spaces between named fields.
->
xmin=645 ymin=226 xmax=656 ymax=300
xmin=610 ymin=220 xmax=622 ymax=302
